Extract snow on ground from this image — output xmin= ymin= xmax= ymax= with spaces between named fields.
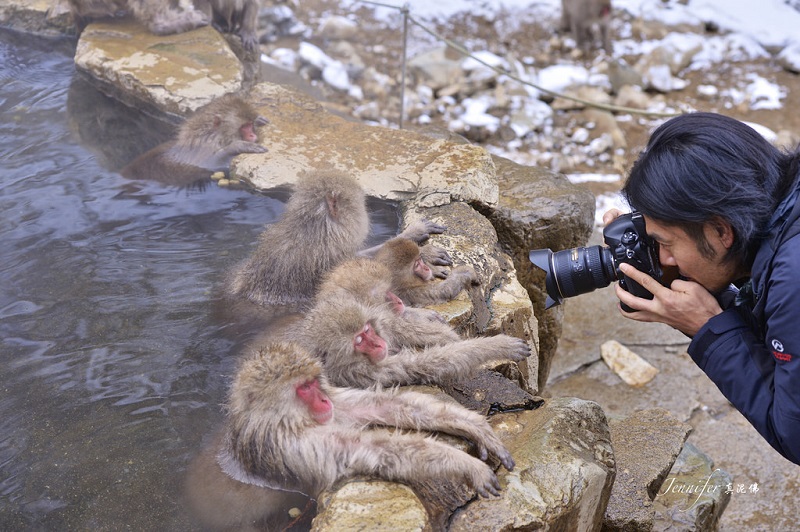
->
xmin=331 ymin=0 xmax=798 ymax=216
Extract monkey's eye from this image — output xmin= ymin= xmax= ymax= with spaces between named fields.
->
xmin=355 ymin=335 xmax=363 ymax=345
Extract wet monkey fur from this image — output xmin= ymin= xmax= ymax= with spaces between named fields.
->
xmin=375 ymin=237 xmax=478 ymax=306
xmin=120 ymin=93 xmax=267 ymax=186
xmin=316 ymin=257 xmax=461 ymax=349
xmin=297 ymin=297 xmax=531 ymax=388
xmin=228 ymin=169 xmax=447 ymax=309
xmin=216 ymin=342 xmax=515 ymax=500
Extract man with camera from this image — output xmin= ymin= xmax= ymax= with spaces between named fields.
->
xmin=604 ymin=112 xmax=800 ymax=466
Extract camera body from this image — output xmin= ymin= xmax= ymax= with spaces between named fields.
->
xmin=529 ymin=212 xmax=663 ymax=310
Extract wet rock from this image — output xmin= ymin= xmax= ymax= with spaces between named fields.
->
xmin=74 ymin=20 xmax=244 ymax=117
xmin=652 ymin=442 xmax=732 ymax=531
xmin=241 ymin=82 xmax=500 ymax=206
xmin=604 ymin=408 xmax=692 ymax=531
xmin=0 ymin=0 xmax=72 ymax=36
xmin=442 ymin=369 xmax=543 ymax=415
xmin=312 ymin=481 xmax=429 ymax=531
xmin=478 ymin=155 xmax=595 ymax=390
xmin=450 ymin=397 xmax=615 ymax=530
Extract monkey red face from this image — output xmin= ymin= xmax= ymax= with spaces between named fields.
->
xmin=239 ymin=122 xmax=258 ymax=142
xmin=413 ymin=257 xmax=433 ymax=281
xmin=353 ymin=322 xmax=388 ymax=363
xmin=296 ymin=378 xmax=333 ymax=424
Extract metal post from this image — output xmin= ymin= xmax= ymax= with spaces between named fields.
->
xmin=400 ymin=3 xmax=409 ymax=129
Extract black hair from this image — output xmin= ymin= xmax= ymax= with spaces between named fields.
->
xmin=623 ymin=112 xmax=800 ymax=269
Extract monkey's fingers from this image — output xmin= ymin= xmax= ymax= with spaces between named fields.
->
xmin=497 ymin=451 xmax=515 ymax=472
xmin=475 ymin=472 xmax=502 ymax=498
xmin=255 ymin=116 xmax=270 ymax=126
xmin=420 ymin=245 xmax=453 ymax=266
xmin=431 ymin=265 xmax=450 ymax=279
xmin=421 ymin=220 xmax=447 ymax=235
xmin=506 ymin=337 xmax=532 ymax=361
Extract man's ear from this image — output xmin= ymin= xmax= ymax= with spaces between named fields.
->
xmin=711 ymin=217 xmax=735 ymax=249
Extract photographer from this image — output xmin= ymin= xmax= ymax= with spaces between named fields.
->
xmin=605 ymin=112 xmax=800 ymax=465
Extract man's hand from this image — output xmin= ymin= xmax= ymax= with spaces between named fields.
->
xmin=616 ymin=262 xmax=722 ymax=337
xmin=602 ymin=208 xmax=623 ymax=226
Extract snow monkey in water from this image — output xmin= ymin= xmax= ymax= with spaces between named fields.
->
xmin=120 ymin=93 xmax=268 ymax=186
xmin=216 ymin=341 xmax=516 ymax=500
xmin=227 ymin=169 xmax=446 ymax=309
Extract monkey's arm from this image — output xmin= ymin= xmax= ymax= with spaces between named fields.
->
xmin=332 ymin=429 xmax=503 ymax=498
xmin=384 ymin=311 xmax=460 ymax=349
xmin=333 ymin=387 xmax=514 ymax=471
xmin=369 ymin=335 xmax=530 ymax=388
xmin=357 ymin=220 xmax=447 ymax=258
xmin=399 ymin=265 xmax=478 ymax=306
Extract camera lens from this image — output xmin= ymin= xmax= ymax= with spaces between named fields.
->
xmin=529 ymin=246 xmax=618 ymax=308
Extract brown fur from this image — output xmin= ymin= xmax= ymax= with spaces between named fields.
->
xmin=120 ymin=93 xmax=267 ymax=186
xmin=375 ymin=238 xmax=478 ymax=306
xmin=561 ymin=0 xmax=612 ymax=54
xmin=316 ymin=257 xmax=461 ymax=349
xmin=297 ymin=298 xmax=531 ymax=389
xmin=204 ymin=0 xmax=261 ymax=51
xmin=68 ymin=0 xmax=210 ymax=35
xmin=227 ymin=170 xmax=369 ymax=308
xmin=219 ymin=342 xmax=515 ymax=498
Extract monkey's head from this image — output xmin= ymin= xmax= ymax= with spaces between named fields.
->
xmin=376 ymin=238 xmax=432 ymax=282
xmin=303 ymin=300 xmax=389 ymax=365
xmin=228 ymin=342 xmax=333 ymax=426
xmin=291 ymin=170 xmax=367 ymax=227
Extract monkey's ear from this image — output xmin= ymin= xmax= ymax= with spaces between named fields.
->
xmin=212 ymin=115 xmax=223 ymax=128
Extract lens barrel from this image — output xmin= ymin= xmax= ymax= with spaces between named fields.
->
xmin=529 ymin=246 xmax=618 ymax=308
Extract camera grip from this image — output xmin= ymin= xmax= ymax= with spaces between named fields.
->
xmin=618 ymin=276 xmax=654 ymax=312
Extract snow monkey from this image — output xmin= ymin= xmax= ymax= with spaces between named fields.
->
xmin=216 ymin=342 xmax=515 ymax=502
xmin=120 ymin=93 xmax=268 ymax=186
xmin=68 ymin=0 xmax=262 ymax=51
xmin=297 ymin=297 xmax=531 ymax=388
xmin=374 ymin=237 xmax=479 ymax=307
xmin=68 ymin=0 xmax=210 ymax=35
xmin=316 ymin=257 xmax=461 ymax=349
xmin=228 ymin=169 xmax=446 ymax=309
xmin=560 ymin=0 xmax=612 ymax=54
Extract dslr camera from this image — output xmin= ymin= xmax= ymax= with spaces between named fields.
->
xmin=529 ymin=212 xmax=662 ymax=310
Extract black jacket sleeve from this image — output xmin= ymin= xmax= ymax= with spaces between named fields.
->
xmin=688 ymin=234 xmax=800 ymax=465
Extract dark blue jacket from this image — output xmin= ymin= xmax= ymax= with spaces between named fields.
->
xmin=688 ymin=176 xmax=800 ymax=465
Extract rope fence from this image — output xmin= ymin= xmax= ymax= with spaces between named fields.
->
xmin=355 ymin=0 xmax=681 ymax=128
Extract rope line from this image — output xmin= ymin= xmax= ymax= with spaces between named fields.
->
xmin=355 ymin=0 xmax=682 ymax=119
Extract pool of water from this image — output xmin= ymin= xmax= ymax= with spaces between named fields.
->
xmin=0 ymin=28 xmax=397 ymax=530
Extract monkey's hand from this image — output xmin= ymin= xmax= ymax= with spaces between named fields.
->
xmin=452 ymin=265 xmax=480 ymax=286
xmin=469 ymin=425 xmax=516 ymax=472
xmin=398 ymin=220 xmax=447 ymax=243
xmin=420 ymin=244 xmax=452 ymax=266
xmin=494 ymin=336 xmax=531 ymax=362
xmin=469 ymin=464 xmax=502 ymax=498
xmin=255 ymin=115 xmax=270 ymax=127
xmin=225 ymin=141 xmax=268 ymax=156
